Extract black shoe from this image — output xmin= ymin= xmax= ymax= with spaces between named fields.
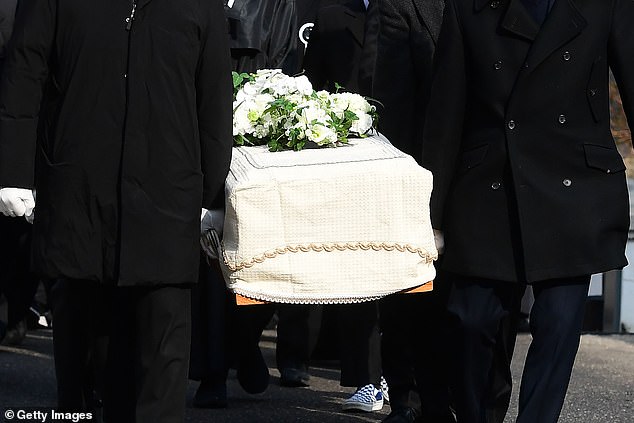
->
xmin=382 ymin=407 xmax=421 ymax=423
xmin=192 ymin=380 xmax=228 ymax=409
xmin=279 ymin=367 xmax=310 ymax=387
xmin=236 ymin=345 xmax=270 ymax=394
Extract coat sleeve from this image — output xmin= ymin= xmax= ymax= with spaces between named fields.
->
xmin=421 ymin=0 xmax=467 ymax=229
xmin=608 ymin=0 xmax=634 ymax=147
xmin=197 ymin=0 xmax=234 ymax=210
xmin=0 ymin=0 xmax=56 ymax=189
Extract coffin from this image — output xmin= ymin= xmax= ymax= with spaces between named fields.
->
xmin=218 ymin=133 xmax=437 ymax=304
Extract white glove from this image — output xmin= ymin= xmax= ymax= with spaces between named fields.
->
xmin=0 ymin=187 xmax=36 ymax=221
xmin=200 ymin=208 xmax=225 ymax=260
xmin=433 ymin=229 xmax=445 ymax=255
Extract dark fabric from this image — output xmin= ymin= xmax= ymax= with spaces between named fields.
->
xmin=105 ymin=285 xmax=191 ymax=423
xmin=189 ymin=261 xmax=231 ymax=382
xmin=0 ymin=0 xmax=233 ymax=286
xmin=371 ymin=0 xmax=444 ymax=159
xmin=50 ymin=280 xmax=191 ymax=422
xmin=380 ymin=277 xmax=453 ymax=421
xmin=276 ymin=304 xmax=323 ymax=373
xmin=294 ymin=0 xmax=347 ymax=72
xmin=516 ymin=278 xmax=590 ymax=423
xmin=189 ymin=261 xmax=275 ymax=382
xmin=520 ymin=0 xmax=554 ymax=26
xmin=276 ymin=302 xmax=382 ymax=387
xmin=225 ymin=0 xmax=298 ymax=74
xmin=445 ymin=275 xmax=589 ymax=423
xmin=0 ymin=217 xmax=39 ymax=328
xmin=0 ymin=0 xmax=17 ymax=68
xmin=422 ymin=0 xmax=634 ymax=282
xmin=48 ymin=279 xmax=109 ymax=412
xmin=302 ymin=0 xmax=369 ymax=93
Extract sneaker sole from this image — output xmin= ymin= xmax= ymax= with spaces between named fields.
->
xmin=341 ymin=399 xmax=384 ymax=412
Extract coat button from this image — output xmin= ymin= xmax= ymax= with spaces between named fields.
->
xmin=563 ymin=179 xmax=572 ymax=187
xmin=523 ymin=62 xmax=529 ymax=69
xmin=588 ymin=88 xmax=597 ymax=96
xmin=494 ymin=60 xmax=503 ymax=70
xmin=507 ymin=120 xmax=516 ymax=130
xmin=563 ymin=51 xmax=571 ymax=61
xmin=491 ymin=182 xmax=501 ymax=190
xmin=558 ymin=114 xmax=566 ymax=124
xmin=490 ymin=0 xmax=500 ymax=8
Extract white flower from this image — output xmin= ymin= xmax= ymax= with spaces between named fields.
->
xmin=306 ymin=123 xmax=338 ymax=146
xmin=351 ymin=112 xmax=373 ymax=135
xmin=232 ymin=69 xmax=376 ymax=150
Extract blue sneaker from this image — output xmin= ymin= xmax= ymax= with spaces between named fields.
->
xmin=342 ymin=383 xmax=384 ymax=412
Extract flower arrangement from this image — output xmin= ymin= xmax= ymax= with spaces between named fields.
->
xmin=232 ymin=69 xmax=378 ymax=151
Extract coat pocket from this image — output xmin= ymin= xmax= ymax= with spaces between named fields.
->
xmin=584 ymin=143 xmax=625 ymax=174
xmin=457 ymin=144 xmax=489 ymax=173
xmin=586 ymin=56 xmax=606 ymax=123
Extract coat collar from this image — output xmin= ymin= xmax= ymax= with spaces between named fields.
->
xmin=413 ymin=0 xmax=445 ymax=44
xmin=500 ymin=0 xmax=541 ymax=41
xmin=525 ymin=0 xmax=587 ymax=73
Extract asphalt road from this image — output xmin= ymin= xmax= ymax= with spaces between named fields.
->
xmin=1 ymin=327 xmax=633 ymax=423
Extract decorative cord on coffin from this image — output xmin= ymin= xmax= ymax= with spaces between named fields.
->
xmin=221 ymin=241 xmax=438 ymax=272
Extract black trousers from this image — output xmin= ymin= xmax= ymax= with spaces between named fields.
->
xmin=49 ymin=278 xmax=191 ymax=423
xmin=189 ymin=261 xmax=275 ymax=382
xmin=379 ymin=273 xmax=454 ymax=422
xmin=446 ymin=274 xmax=590 ymax=423
xmin=0 ymin=216 xmax=39 ymax=328
xmin=276 ymin=301 xmax=382 ymax=387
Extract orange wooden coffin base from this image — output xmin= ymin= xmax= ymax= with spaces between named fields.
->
xmin=235 ymin=281 xmax=434 ymax=306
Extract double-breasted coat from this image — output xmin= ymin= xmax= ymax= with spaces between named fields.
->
xmin=0 ymin=0 xmax=233 ymax=286
xmin=372 ymin=0 xmax=444 ymax=158
xmin=422 ymin=0 xmax=634 ymax=282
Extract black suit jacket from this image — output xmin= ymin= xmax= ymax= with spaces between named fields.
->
xmin=371 ymin=0 xmax=444 ymax=158
xmin=423 ymin=0 xmax=634 ymax=282
xmin=302 ymin=0 xmax=369 ymax=93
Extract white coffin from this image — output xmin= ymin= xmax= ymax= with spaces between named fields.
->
xmin=219 ymin=133 xmax=437 ymax=304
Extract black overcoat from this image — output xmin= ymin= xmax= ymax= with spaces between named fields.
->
xmin=372 ymin=0 xmax=444 ymax=159
xmin=0 ymin=0 xmax=233 ymax=286
xmin=422 ymin=0 xmax=634 ymax=282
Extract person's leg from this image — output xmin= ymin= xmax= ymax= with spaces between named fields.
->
xmin=445 ymin=275 xmax=519 ymax=423
xmin=190 ymin=261 xmax=230 ymax=408
xmin=413 ymin=273 xmax=457 ymax=423
xmin=134 ymin=286 xmax=191 ymax=423
xmin=48 ymin=278 xmax=102 ymax=411
xmin=338 ymin=301 xmax=382 ymax=388
xmin=276 ymin=304 xmax=322 ymax=386
xmin=379 ymin=294 xmax=420 ymax=415
xmin=0 ymin=217 xmax=39 ymax=344
xmin=338 ymin=301 xmax=383 ymax=413
xmin=516 ymin=276 xmax=590 ymax=423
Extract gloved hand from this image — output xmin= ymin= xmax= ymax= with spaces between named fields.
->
xmin=200 ymin=208 xmax=225 ymax=260
xmin=433 ymin=229 xmax=445 ymax=255
xmin=0 ymin=187 xmax=36 ymax=222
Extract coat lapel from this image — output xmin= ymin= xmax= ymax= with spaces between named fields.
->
xmin=344 ymin=2 xmax=366 ymax=46
xmin=499 ymin=0 xmax=540 ymax=41
xmin=413 ymin=0 xmax=445 ymax=44
xmin=524 ymin=0 xmax=587 ymax=74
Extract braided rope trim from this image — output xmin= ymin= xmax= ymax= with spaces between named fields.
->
xmin=222 ymin=241 xmax=437 ymax=272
